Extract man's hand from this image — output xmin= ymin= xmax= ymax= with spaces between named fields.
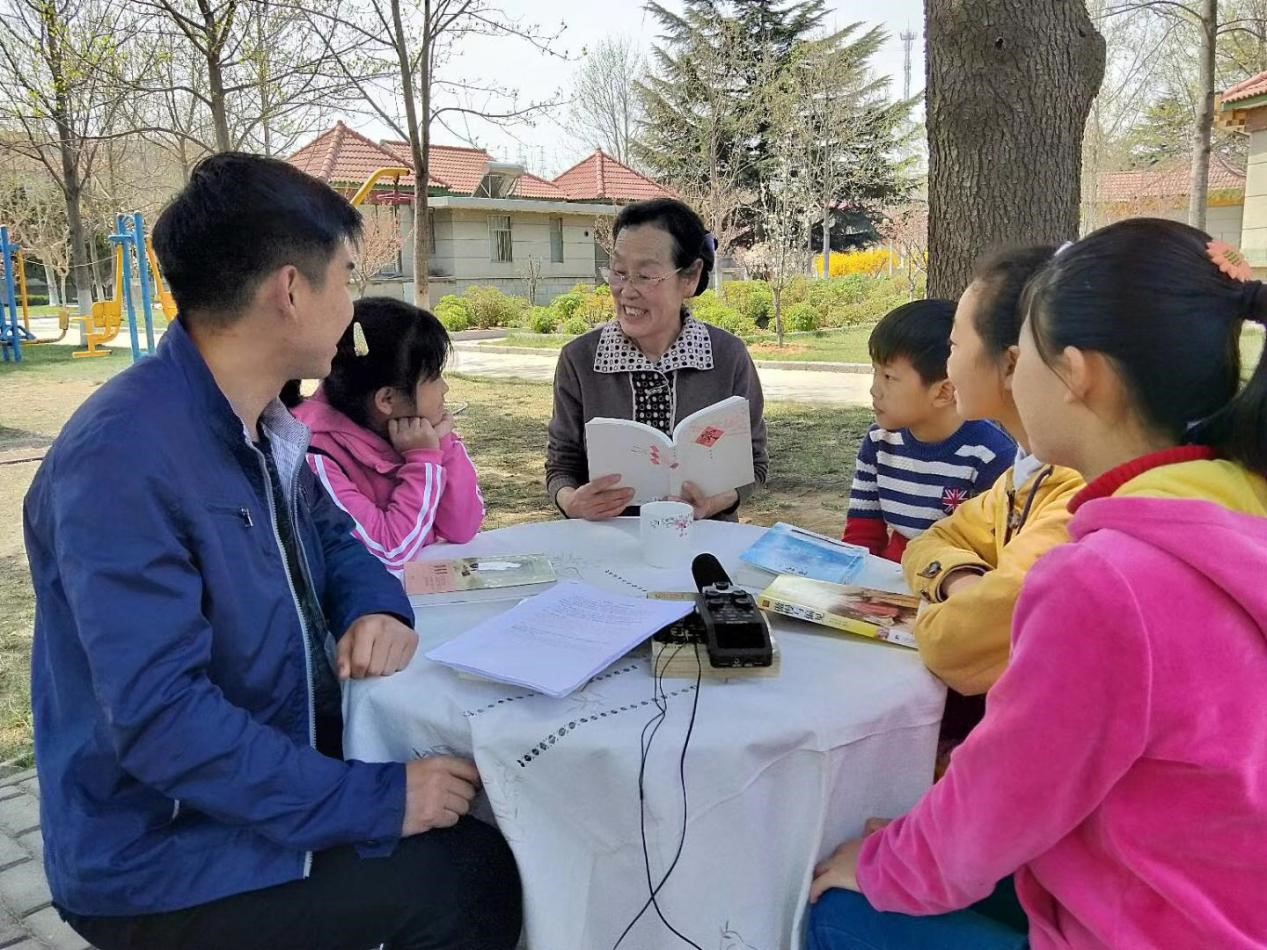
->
xmin=810 ymin=837 xmax=866 ymax=903
xmin=337 ymin=614 xmax=419 ymax=680
xmin=679 ymin=482 xmax=739 ymax=521
xmin=401 ymin=757 xmax=482 ymax=836
xmin=558 ymin=474 xmax=636 ymax=521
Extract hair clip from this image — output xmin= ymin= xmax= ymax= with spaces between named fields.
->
xmin=1055 ymin=241 xmax=1074 ymax=257
xmin=1208 ymin=240 xmax=1253 ymax=282
xmin=352 ymin=321 xmax=370 ymax=357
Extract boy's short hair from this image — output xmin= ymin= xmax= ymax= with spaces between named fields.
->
xmin=152 ymin=152 xmax=363 ymax=326
xmin=868 ymin=299 xmax=958 ymax=385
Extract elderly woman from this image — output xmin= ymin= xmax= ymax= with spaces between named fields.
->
xmin=546 ymin=198 xmax=768 ymax=521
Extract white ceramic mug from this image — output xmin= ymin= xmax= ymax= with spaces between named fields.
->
xmin=640 ymin=501 xmax=695 ymax=568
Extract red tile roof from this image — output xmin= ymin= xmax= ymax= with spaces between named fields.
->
xmin=553 ymin=150 xmax=672 ymax=202
xmin=289 ymin=127 xmax=673 ymax=205
xmin=512 ymin=172 xmax=567 ymax=200
xmin=1223 ymin=70 xmax=1267 ymax=106
xmin=380 ymin=140 xmax=492 ymax=194
xmin=288 ymin=123 xmax=422 ymax=189
xmin=1096 ymin=158 xmax=1245 ymax=203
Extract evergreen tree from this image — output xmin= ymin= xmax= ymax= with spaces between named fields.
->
xmin=637 ymin=0 xmax=830 ymax=193
xmin=637 ymin=0 xmax=910 ymax=249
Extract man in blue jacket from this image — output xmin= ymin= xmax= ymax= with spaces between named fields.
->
xmin=23 ymin=153 xmax=521 ymax=949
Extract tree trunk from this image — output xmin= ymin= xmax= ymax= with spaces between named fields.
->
xmin=925 ymin=0 xmax=1106 ymax=298
xmin=206 ymin=53 xmax=232 ymax=151
xmin=773 ymin=287 xmax=784 ymax=346
xmin=1189 ymin=0 xmax=1217 ymax=231
xmin=201 ymin=1 xmax=233 ymax=151
xmin=43 ymin=262 xmax=61 ymax=306
xmin=396 ymin=0 xmax=431 ymax=307
xmin=821 ymin=211 xmax=831 ymax=278
xmin=38 ymin=1 xmax=93 ymax=314
xmin=89 ymin=240 xmax=105 ymax=301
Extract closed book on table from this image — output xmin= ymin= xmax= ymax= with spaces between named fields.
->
xmin=756 ymin=576 xmax=919 ymax=649
xmin=403 ymin=555 xmax=556 ymax=605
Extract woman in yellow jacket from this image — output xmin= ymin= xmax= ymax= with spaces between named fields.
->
xmin=904 ymin=247 xmax=1084 ymax=705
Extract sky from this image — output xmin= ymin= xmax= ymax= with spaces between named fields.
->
xmin=350 ymin=0 xmax=926 ymax=177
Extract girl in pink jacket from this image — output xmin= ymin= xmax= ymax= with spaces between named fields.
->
xmin=809 ymin=219 xmax=1267 ymax=950
xmin=288 ymin=297 xmax=484 ymax=571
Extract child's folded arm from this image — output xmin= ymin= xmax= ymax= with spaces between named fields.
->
xmin=903 ymin=485 xmax=999 ymax=601
xmin=431 ymin=434 xmax=485 ymax=545
xmin=843 ymin=514 xmax=888 ymax=557
xmin=308 ymin=451 xmax=445 ymax=570
xmin=908 ymin=495 xmax=1074 ymax=696
xmin=843 ymin=432 xmax=885 ymax=554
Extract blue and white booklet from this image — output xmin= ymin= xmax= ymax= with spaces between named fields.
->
xmin=739 ymin=522 xmax=867 ymax=585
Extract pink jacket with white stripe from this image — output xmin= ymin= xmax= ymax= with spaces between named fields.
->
xmin=292 ymin=388 xmax=485 ymax=570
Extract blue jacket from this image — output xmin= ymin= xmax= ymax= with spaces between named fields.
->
xmin=23 ymin=320 xmax=414 ymax=916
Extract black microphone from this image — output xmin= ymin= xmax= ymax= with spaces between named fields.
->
xmin=691 ymin=553 xmax=731 ymax=592
xmin=691 ymin=552 xmax=773 ymax=669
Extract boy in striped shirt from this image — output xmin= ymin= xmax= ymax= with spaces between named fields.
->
xmin=843 ymin=300 xmax=1014 ymax=562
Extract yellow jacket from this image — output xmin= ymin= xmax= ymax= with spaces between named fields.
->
xmin=902 ymin=461 xmax=1085 ymax=696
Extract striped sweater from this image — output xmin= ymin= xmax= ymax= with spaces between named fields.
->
xmin=843 ymin=422 xmax=1015 ymax=562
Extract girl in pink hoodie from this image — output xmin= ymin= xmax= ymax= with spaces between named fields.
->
xmin=288 ymin=297 xmax=484 ymax=571
xmin=808 ymin=219 xmax=1267 ymax=950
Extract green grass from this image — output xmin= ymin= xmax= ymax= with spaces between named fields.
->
xmin=501 ymin=327 xmax=876 ymax=364
xmin=498 ymin=332 xmax=579 ymax=350
xmin=0 ymin=357 xmax=866 ymax=766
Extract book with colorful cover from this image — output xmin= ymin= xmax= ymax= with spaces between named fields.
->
xmin=403 ymin=555 xmax=557 ymax=605
xmin=739 ymin=522 xmax=867 ymax=585
xmin=756 ymin=575 xmax=920 ymax=649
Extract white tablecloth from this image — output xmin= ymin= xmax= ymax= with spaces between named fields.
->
xmin=344 ymin=518 xmax=946 ymax=950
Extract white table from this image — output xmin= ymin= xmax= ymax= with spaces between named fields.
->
xmin=344 ymin=518 xmax=946 ymax=950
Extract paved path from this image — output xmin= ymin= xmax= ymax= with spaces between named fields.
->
xmin=451 ymin=344 xmax=874 ymax=407
xmin=0 ymin=771 xmax=89 ymax=949
xmin=19 ymin=322 xmax=873 ymax=408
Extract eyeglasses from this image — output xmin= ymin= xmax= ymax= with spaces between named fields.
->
xmin=600 ymin=267 xmax=684 ymax=291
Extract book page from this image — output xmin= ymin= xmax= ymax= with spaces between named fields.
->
xmin=584 ymin=417 xmax=676 ymax=504
xmin=425 ymin=581 xmax=694 ymax=697
xmin=671 ymin=396 xmax=754 ymax=497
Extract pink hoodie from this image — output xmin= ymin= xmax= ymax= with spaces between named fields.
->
xmin=857 ymin=464 xmax=1267 ymax=948
xmin=293 ymin=388 xmax=485 ymax=570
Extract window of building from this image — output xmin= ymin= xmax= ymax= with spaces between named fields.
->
xmin=549 ymin=216 xmax=565 ymax=263
xmin=489 ymin=214 xmax=513 ymax=263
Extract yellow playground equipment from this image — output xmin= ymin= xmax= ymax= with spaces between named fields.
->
xmin=74 ymin=214 xmax=177 ymax=359
xmin=351 ymin=167 xmax=411 ymax=208
xmin=12 ymin=248 xmax=71 ymax=346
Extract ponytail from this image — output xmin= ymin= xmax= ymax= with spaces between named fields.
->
xmin=1202 ymin=283 xmax=1267 ymax=474
xmin=280 ymin=379 xmax=304 ymax=409
xmin=1023 ymin=218 xmax=1267 ymax=476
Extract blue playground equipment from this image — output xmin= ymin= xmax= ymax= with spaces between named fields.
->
xmin=0 ymin=212 xmax=164 ymax=365
xmin=105 ymin=212 xmax=158 ymax=362
xmin=0 ymin=226 xmax=29 ymax=363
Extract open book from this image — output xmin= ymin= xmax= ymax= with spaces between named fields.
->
xmin=584 ymin=395 xmax=755 ymax=504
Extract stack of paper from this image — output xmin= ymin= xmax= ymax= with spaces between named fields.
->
xmin=425 ymin=581 xmax=695 ymax=698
